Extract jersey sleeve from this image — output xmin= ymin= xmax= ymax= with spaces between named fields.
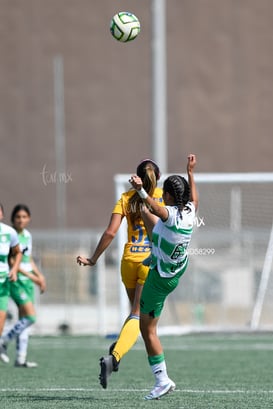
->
xmin=153 ymin=187 xmax=164 ymax=205
xmin=112 ymin=196 xmax=124 ymax=216
xmin=28 ymin=231 xmax=33 ymax=255
xmin=163 ymin=206 xmax=176 ymax=226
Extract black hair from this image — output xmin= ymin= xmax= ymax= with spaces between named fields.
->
xmin=0 ymin=203 xmax=4 ymax=214
xmin=163 ymin=175 xmax=190 ymax=216
xmin=11 ymin=204 xmax=31 ymax=224
xmin=129 ymin=160 xmax=160 ymax=224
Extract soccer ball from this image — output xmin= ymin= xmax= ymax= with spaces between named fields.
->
xmin=110 ymin=12 xmax=140 ymax=43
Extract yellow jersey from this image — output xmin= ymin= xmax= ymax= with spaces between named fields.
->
xmin=112 ymin=187 xmax=163 ymax=262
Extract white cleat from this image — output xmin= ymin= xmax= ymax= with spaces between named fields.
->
xmin=144 ymin=379 xmax=176 ymax=400
xmin=14 ymin=360 xmax=38 ymax=368
xmin=0 ymin=340 xmax=9 ymax=364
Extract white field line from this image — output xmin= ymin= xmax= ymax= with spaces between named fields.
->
xmin=29 ymin=340 xmax=273 ymax=351
xmin=1 ymin=387 xmax=273 ymax=394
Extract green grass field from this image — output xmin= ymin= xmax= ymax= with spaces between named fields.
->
xmin=0 ymin=333 xmax=273 ymax=408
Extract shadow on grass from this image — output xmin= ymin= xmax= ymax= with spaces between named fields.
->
xmin=1 ymin=393 xmax=152 ymax=407
xmin=2 ymin=393 xmax=132 ymax=403
xmin=27 ymin=395 xmax=94 ymax=401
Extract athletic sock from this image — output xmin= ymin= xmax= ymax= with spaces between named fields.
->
xmin=148 ymin=354 xmax=169 ymax=385
xmin=16 ymin=326 xmax=30 ymax=364
xmin=112 ymin=315 xmax=140 ymax=363
xmin=3 ymin=316 xmax=35 ymax=344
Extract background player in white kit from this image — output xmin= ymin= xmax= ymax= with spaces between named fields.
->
xmin=0 ymin=204 xmax=46 ymax=367
xmin=0 ymin=203 xmax=22 ymax=363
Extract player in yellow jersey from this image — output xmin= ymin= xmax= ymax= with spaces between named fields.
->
xmin=76 ymin=159 xmax=163 ymax=389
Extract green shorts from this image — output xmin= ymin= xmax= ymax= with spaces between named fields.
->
xmin=10 ymin=278 xmax=35 ymax=306
xmin=0 ymin=278 xmax=10 ymax=311
xmin=140 ymin=263 xmax=187 ymax=318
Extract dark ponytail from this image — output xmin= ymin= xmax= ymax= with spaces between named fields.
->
xmin=129 ymin=160 xmax=160 ymax=224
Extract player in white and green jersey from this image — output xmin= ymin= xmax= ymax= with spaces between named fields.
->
xmin=77 ymin=159 xmax=162 ymax=390
xmin=0 ymin=204 xmax=46 ymax=367
xmin=0 ymin=203 xmax=22 ymax=363
xmin=129 ymin=154 xmax=198 ymax=400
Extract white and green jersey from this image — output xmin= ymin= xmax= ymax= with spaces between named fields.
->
xmin=150 ymin=202 xmax=195 ymax=277
xmin=0 ymin=222 xmax=19 ymax=283
xmin=18 ymin=228 xmax=33 ymax=280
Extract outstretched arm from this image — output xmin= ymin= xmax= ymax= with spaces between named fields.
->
xmin=76 ymin=212 xmax=123 ymax=266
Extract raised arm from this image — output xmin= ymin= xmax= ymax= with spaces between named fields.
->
xmin=187 ymin=154 xmax=198 ymax=211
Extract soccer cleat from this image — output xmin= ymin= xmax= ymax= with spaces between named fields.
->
xmin=108 ymin=341 xmax=116 ymax=355
xmin=99 ymin=355 xmax=114 ymax=389
xmin=108 ymin=342 xmax=119 ymax=372
xmin=0 ymin=339 xmax=9 ymax=364
xmin=14 ymin=360 xmax=38 ymax=368
xmin=144 ymin=379 xmax=176 ymax=400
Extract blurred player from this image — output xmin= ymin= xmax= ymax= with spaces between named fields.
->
xmin=0 ymin=203 xmax=22 ymax=363
xmin=77 ymin=159 xmax=163 ymax=388
xmin=0 ymin=204 xmax=46 ymax=367
xmin=129 ymin=154 xmax=198 ymax=400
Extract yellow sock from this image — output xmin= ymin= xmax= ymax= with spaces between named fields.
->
xmin=112 ymin=315 xmax=140 ymax=363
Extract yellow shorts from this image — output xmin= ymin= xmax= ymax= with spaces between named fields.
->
xmin=121 ymin=259 xmax=149 ymax=288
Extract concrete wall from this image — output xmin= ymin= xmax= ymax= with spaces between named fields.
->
xmin=0 ymin=0 xmax=273 ymax=228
